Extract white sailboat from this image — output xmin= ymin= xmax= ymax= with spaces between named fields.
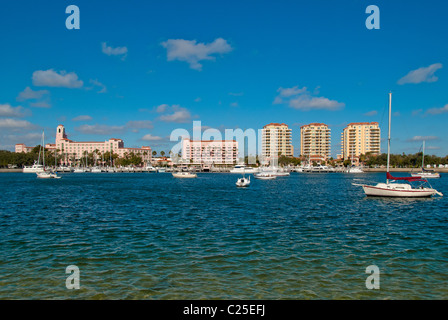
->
xmin=36 ymin=131 xmax=61 ymax=179
xmin=347 ymin=142 xmax=363 ymax=173
xmin=410 ymin=141 xmax=440 ymax=179
xmin=91 ymin=152 xmax=102 ymax=173
xmin=355 ymin=92 xmax=442 ymax=198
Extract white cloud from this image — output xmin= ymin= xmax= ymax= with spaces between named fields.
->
xmin=159 ymin=109 xmax=192 ymax=123
xmin=101 ymin=42 xmax=128 ymax=59
xmin=158 ymin=105 xmax=193 ymax=123
xmin=397 ymin=63 xmax=443 ymax=85
xmin=277 ymin=86 xmax=308 ymax=98
xmin=75 ymin=124 xmax=126 ymax=135
xmin=30 ymin=101 xmax=51 ymax=108
xmin=89 ymin=79 xmax=107 ymax=93
xmin=155 ymin=104 xmax=169 ymax=113
xmin=407 ymin=136 xmax=439 ymax=142
xmin=273 ymin=86 xmax=345 ymax=111
xmin=426 ymin=104 xmax=448 ymax=115
xmin=289 ymin=96 xmax=344 ymax=111
xmin=364 ymin=110 xmax=378 ymax=116
xmin=141 ymin=134 xmax=163 ymax=141
xmin=0 ymin=131 xmax=43 ymax=151
xmin=72 ymin=115 xmax=93 ymax=121
xmin=0 ymin=118 xmax=36 ymax=130
xmin=74 ymin=120 xmax=154 ymax=135
xmin=161 ymin=38 xmax=233 ymax=71
xmin=32 ymin=69 xmax=83 ymax=88
xmin=0 ymin=104 xmax=27 ymax=117
xmin=16 ymin=87 xmax=49 ymax=101
xmin=126 ymin=120 xmax=154 ymax=132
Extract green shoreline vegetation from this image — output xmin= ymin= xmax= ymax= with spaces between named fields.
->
xmin=278 ymin=152 xmax=448 ymax=168
xmin=0 ymin=147 xmax=144 ymax=168
xmin=2 ymin=148 xmax=448 ymax=169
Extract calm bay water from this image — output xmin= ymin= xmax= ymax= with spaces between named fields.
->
xmin=0 ymin=172 xmax=447 ymax=299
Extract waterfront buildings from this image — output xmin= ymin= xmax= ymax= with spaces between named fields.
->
xmin=15 ymin=144 xmax=35 ymax=153
xmin=300 ymin=123 xmax=331 ymax=163
xmin=15 ymin=125 xmax=152 ymax=165
xmin=340 ymin=122 xmax=381 ymax=163
xmin=261 ymin=123 xmax=293 ymax=162
xmin=181 ymin=138 xmax=238 ymax=164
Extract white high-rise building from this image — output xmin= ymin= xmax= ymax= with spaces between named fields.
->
xmin=341 ymin=122 xmax=381 ymax=161
xmin=261 ymin=123 xmax=293 ymax=163
xmin=300 ymin=123 xmax=331 ymax=163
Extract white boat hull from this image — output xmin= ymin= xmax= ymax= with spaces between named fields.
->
xmin=236 ymin=177 xmax=250 ymax=187
xmin=254 ymin=173 xmax=277 ymax=180
xmin=362 ymin=183 xmax=437 ymax=198
xmin=411 ymin=172 xmax=440 ymax=179
xmin=230 ymin=168 xmax=259 ymax=174
xmin=172 ymin=172 xmax=197 ymax=178
xmin=254 ymin=176 xmax=276 ymax=180
xmin=36 ymin=172 xmax=61 ymax=179
xmin=23 ymin=166 xmax=44 ymax=173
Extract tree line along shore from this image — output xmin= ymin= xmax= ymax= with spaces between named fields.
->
xmin=1 ymin=148 xmax=448 ymax=171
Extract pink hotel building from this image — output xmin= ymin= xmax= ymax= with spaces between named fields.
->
xmin=181 ymin=138 xmax=238 ymax=164
xmin=15 ymin=125 xmax=152 ymax=165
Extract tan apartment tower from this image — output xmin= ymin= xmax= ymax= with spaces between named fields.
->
xmin=300 ymin=123 xmax=331 ymax=163
xmin=341 ymin=122 xmax=381 ymax=162
xmin=261 ymin=123 xmax=293 ymax=162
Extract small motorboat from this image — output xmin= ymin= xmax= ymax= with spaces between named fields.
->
xmin=236 ymin=175 xmax=250 ymax=187
xmin=253 ymin=172 xmax=277 ymax=180
xmin=172 ymin=171 xmax=197 ymax=178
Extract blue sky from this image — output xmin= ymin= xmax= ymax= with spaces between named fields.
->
xmin=1 ymin=0 xmax=447 ymax=157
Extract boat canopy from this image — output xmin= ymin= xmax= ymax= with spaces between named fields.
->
xmin=386 ymin=172 xmax=425 ymax=182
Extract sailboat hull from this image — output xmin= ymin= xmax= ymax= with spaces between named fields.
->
xmin=410 ymin=172 xmax=440 ymax=179
xmin=362 ymin=184 xmax=436 ymax=198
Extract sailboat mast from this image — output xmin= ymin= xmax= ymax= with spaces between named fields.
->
xmin=42 ymin=130 xmax=45 ymax=169
xmin=422 ymin=140 xmax=425 ymax=168
xmin=386 ymin=92 xmax=392 ymax=183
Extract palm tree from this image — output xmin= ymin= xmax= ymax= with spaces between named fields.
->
xmin=160 ymin=151 xmax=165 ymax=157
xmin=152 ymin=150 xmax=157 ymax=157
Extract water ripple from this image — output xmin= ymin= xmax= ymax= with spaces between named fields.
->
xmin=0 ymin=172 xmax=447 ymax=299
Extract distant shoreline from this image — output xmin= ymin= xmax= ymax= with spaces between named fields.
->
xmin=1 ymin=168 xmax=447 ymax=173
xmin=363 ymin=168 xmax=448 ymax=173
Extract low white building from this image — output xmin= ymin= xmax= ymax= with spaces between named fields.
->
xmin=181 ymin=138 xmax=238 ymax=165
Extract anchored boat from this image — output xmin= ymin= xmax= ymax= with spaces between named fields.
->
xmin=354 ymin=93 xmax=442 ymax=198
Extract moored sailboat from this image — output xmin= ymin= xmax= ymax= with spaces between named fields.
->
xmin=410 ymin=141 xmax=440 ymax=179
xmin=355 ymin=93 xmax=442 ymax=198
xmin=36 ymin=131 xmax=61 ymax=179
